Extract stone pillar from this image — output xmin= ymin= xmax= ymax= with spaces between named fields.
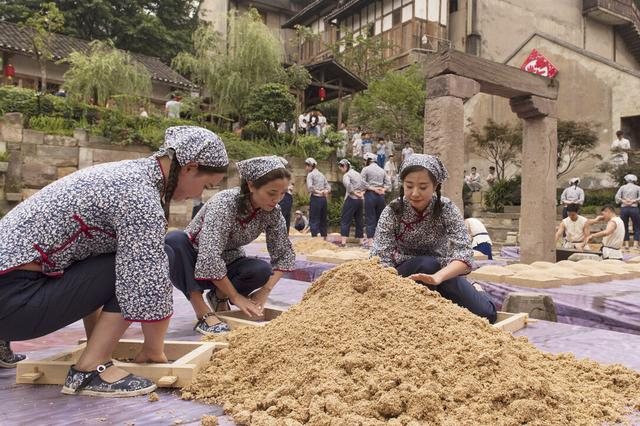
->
xmin=510 ymin=95 xmax=558 ymax=263
xmin=424 ymin=74 xmax=480 ymax=210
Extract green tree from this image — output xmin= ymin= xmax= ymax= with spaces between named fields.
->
xmin=469 ymin=119 xmax=523 ymax=181
xmin=61 ymin=40 xmax=151 ymax=107
xmin=556 ymin=120 xmax=601 ymax=178
xmin=173 ymin=9 xmax=286 ymax=124
xmin=350 ymin=64 xmax=425 ymax=145
xmin=0 ymin=0 xmax=200 ymax=63
xmin=246 ymin=83 xmax=296 ymax=125
xmin=22 ymin=2 xmax=64 ymax=91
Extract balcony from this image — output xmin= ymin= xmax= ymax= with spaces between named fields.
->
xmin=583 ymin=0 xmax=640 ymax=63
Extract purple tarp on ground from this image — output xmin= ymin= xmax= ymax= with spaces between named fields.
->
xmin=476 ymin=278 xmax=640 ymax=335
xmin=5 ymin=250 xmax=640 ymax=424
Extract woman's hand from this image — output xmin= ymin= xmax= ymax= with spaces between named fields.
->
xmin=231 ymin=294 xmax=263 ymax=318
xmin=250 ymin=286 xmax=271 ymax=310
xmin=133 ymin=349 xmax=168 ymax=364
xmin=408 ymin=273 xmax=443 ymax=286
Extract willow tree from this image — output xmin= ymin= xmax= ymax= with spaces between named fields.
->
xmin=61 ymin=40 xmax=152 ymax=107
xmin=173 ymin=8 xmax=286 ymax=124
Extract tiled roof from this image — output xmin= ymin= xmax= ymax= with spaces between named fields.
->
xmin=324 ymin=0 xmax=369 ymax=22
xmin=282 ymin=0 xmax=337 ymax=28
xmin=0 ymin=20 xmax=194 ymax=89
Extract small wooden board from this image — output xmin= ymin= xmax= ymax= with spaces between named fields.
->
xmin=216 ymin=307 xmax=285 ymax=330
xmin=493 ymin=312 xmax=529 ymax=333
xmin=16 ymin=339 xmax=226 ymax=388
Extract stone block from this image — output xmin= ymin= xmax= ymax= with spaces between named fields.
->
xmin=568 ymin=253 xmax=602 ymax=262
xmin=0 ymin=162 xmax=7 ymax=173
xmin=1 ymin=112 xmax=23 ymax=126
xmin=22 ymin=129 xmax=45 ymax=145
xmin=57 ymin=166 xmax=78 ymax=179
xmin=21 ymin=143 xmax=38 ymax=156
xmin=92 ymin=148 xmax=147 ymax=164
xmin=89 ymin=135 xmax=110 ymax=145
xmin=5 ymin=192 xmax=22 ymax=202
xmin=1 ymin=126 xmax=23 ymax=143
xmin=502 ymin=292 xmax=557 ymax=322
xmin=44 ymin=134 xmax=78 ymax=147
xmin=427 ymin=74 xmax=480 ymax=101
xmin=35 ymin=145 xmax=79 ymax=167
xmin=78 ymin=147 xmax=93 ymax=169
xmin=0 ymin=141 xmax=6 ymax=152
xmin=22 ymin=158 xmax=57 ymax=187
xmin=21 ymin=188 xmax=39 ymax=200
xmin=510 ymin=95 xmax=557 ymax=119
xmin=74 ymin=128 xmax=89 ymax=146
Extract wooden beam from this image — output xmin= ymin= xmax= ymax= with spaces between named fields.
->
xmin=493 ymin=312 xmax=529 ymax=333
xmin=419 ymin=49 xmax=558 ymax=100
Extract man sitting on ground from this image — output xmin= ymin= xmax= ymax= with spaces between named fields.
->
xmin=555 ymin=204 xmax=590 ymax=250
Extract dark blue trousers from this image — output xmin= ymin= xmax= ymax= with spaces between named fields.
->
xmin=620 ymin=206 xmax=640 ymax=242
xmin=365 ymin=190 xmax=385 ymax=238
xmin=0 ymin=252 xmax=159 ymax=341
xmin=396 ymin=256 xmax=497 ymax=323
xmin=165 ymin=230 xmax=271 ymax=298
xmin=309 ymin=195 xmax=328 ymax=237
xmin=340 ymin=197 xmax=364 ymax=238
xmin=278 ymin=192 xmax=293 ymax=233
xmin=473 ymin=242 xmax=493 ymax=260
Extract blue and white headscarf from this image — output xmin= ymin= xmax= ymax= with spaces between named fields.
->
xmin=155 ymin=126 xmax=229 ymax=168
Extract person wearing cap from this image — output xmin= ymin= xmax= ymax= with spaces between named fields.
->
xmin=370 ymin=154 xmax=497 ymax=323
xmin=583 ymin=205 xmax=625 ymax=259
xmin=338 ymin=159 xmax=366 ymax=246
xmin=293 ymin=210 xmax=309 ymax=233
xmin=560 ymin=177 xmax=585 ymax=219
xmin=165 ymin=156 xmax=295 ymax=335
xmin=305 ymin=157 xmax=331 ymax=238
xmin=463 ymin=210 xmax=494 ymax=260
xmin=615 ymin=174 xmax=640 ymax=249
xmin=554 ymin=204 xmax=590 ymax=250
xmin=361 ymin=152 xmax=391 ymax=247
xmin=0 ymin=126 xmax=229 ymax=397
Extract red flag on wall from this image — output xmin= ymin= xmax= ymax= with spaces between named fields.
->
xmin=521 ymin=49 xmax=558 ymax=78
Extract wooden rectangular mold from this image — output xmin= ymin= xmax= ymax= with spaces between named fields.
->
xmin=16 ymin=339 xmax=226 ymax=388
xmin=494 ymin=311 xmax=530 ymax=333
xmin=216 ymin=307 xmax=285 ymax=330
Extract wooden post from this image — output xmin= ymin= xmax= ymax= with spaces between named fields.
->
xmin=337 ymin=78 xmax=344 ymax=129
xmin=510 ymin=95 xmax=558 ymax=263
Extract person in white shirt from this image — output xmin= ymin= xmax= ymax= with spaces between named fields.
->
xmin=297 ymin=113 xmax=307 ymax=135
xmin=611 ymin=130 xmax=631 ymax=167
xmin=385 ymin=138 xmax=395 ymax=159
xmin=464 ymin=167 xmax=482 ymax=192
xmin=464 ymin=212 xmax=493 ymax=259
xmin=401 ymin=141 xmax=414 ymax=162
xmin=337 ymin=123 xmax=348 ymax=157
xmin=583 ymin=205 xmax=625 ymax=259
xmin=485 ymin=166 xmax=497 ymax=188
xmin=560 ymin=177 xmax=585 ymax=219
xmin=318 ymin=113 xmax=328 ymax=135
xmin=384 ymin=153 xmax=399 ymax=190
xmin=555 ymin=204 xmax=590 ymax=250
xmin=351 ymin=126 xmax=363 ymax=158
xmin=164 ymin=94 xmax=181 ymax=119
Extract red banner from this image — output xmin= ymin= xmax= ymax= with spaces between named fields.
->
xmin=521 ymin=49 xmax=558 ymax=78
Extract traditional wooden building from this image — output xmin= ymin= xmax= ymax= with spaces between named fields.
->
xmin=0 ymin=21 xmax=194 ymax=106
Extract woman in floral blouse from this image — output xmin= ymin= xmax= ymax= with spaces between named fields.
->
xmin=370 ymin=154 xmax=497 ymax=323
xmin=0 ymin=126 xmax=229 ymax=397
xmin=165 ymin=156 xmax=295 ymax=335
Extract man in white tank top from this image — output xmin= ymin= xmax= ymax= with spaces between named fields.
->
xmin=555 ymin=204 xmax=590 ymax=250
xmin=583 ymin=205 xmax=625 ymax=260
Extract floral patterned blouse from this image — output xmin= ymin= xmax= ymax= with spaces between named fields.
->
xmin=185 ymin=188 xmax=295 ymax=281
xmin=0 ymin=157 xmax=173 ymax=322
xmin=370 ymin=196 xmax=473 ymax=271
